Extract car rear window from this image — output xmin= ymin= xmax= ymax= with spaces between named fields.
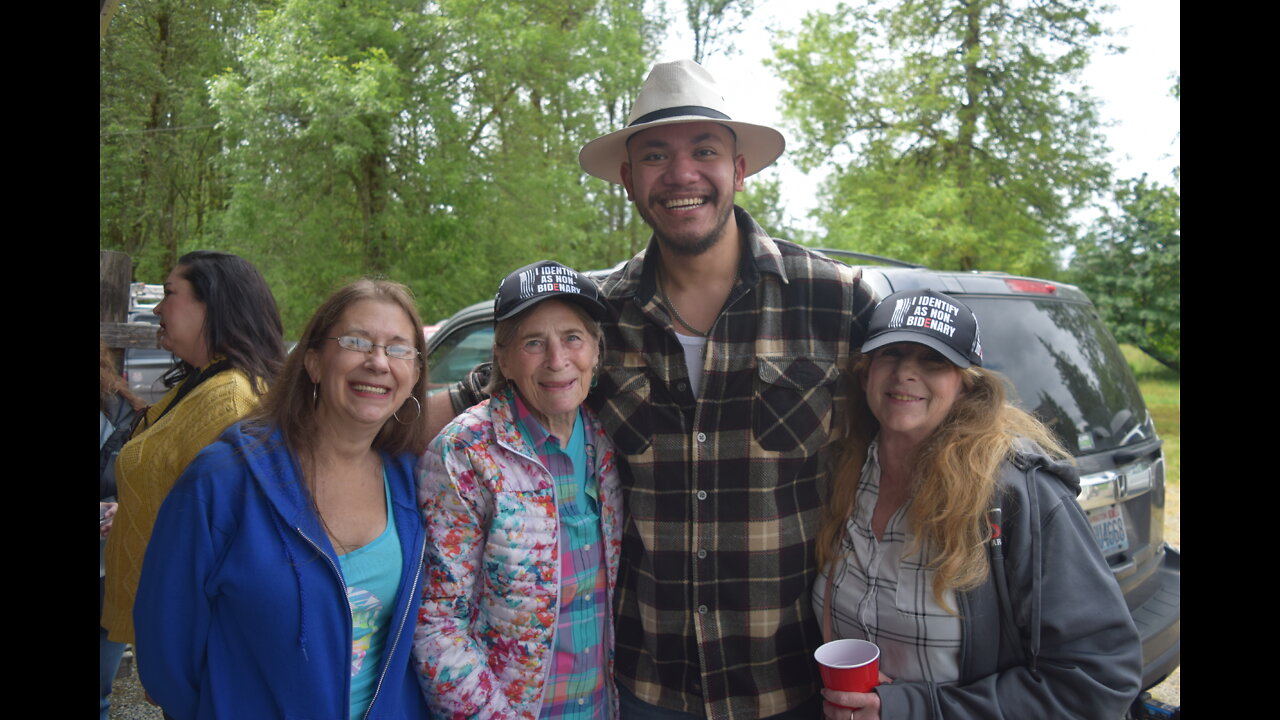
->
xmin=964 ymin=296 xmax=1153 ymax=456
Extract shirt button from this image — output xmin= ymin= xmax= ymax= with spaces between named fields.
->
xmin=696 ymin=432 xmax=707 ymax=442
xmin=677 ymin=381 xmax=687 ymax=392
xmin=696 ymin=490 xmax=707 ymax=500
xmin=697 ymin=549 xmax=707 ymax=559
xmin=697 ymin=605 xmax=708 ymax=614
xmin=584 ymin=544 xmax=591 ymax=551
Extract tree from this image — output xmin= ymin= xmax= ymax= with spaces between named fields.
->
xmin=769 ymin=0 xmax=1117 ymax=276
xmin=101 ymin=0 xmax=662 ymax=335
xmin=1070 ymin=176 xmax=1179 ymax=371
xmin=99 ymin=0 xmax=257 ymax=282
xmin=683 ymin=0 xmax=756 ymax=62
xmin=735 ymin=168 xmax=815 ymax=244
xmin=207 ymin=0 xmax=657 ymax=333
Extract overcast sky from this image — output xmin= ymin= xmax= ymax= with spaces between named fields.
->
xmin=657 ymin=0 xmax=1181 ymax=232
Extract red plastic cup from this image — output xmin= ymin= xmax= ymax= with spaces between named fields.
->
xmin=814 ymin=638 xmax=880 ymax=697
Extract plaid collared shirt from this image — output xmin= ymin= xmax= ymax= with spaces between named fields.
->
xmin=587 ymin=208 xmax=877 ymax=719
xmin=509 ymin=396 xmax=610 ymax=719
xmin=813 ymin=440 xmax=963 ymax=686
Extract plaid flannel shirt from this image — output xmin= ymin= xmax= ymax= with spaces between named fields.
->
xmin=510 ymin=399 xmax=611 ymax=718
xmin=587 ymin=207 xmax=877 ymax=719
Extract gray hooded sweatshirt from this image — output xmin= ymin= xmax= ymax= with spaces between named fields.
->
xmin=875 ymin=445 xmax=1143 ymax=719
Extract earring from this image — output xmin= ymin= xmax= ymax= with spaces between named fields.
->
xmin=590 ymin=365 xmax=599 ymax=388
xmin=312 ymin=383 xmax=318 ymax=407
xmin=392 ymin=395 xmax=423 ymax=425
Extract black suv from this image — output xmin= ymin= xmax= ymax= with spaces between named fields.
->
xmin=423 ymin=256 xmax=1180 ymax=699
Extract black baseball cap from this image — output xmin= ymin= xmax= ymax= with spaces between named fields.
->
xmin=494 ymin=260 xmax=607 ymax=324
xmin=860 ymin=289 xmax=984 ymax=368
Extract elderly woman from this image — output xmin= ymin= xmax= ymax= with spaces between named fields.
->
xmin=814 ymin=289 xmax=1141 ymax=720
xmin=414 ymin=260 xmax=622 ymax=719
xmin=104 ymin=251 xmax=286 ymax=648
xmin=134 ymin=279 xmax=433 ymax=719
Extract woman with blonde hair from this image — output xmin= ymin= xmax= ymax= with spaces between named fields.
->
xmin=814 ymin=289 xmax=1140 ymax=720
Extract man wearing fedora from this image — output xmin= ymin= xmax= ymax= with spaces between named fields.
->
xmin=426 ymin=59 xmax=876 ymax=719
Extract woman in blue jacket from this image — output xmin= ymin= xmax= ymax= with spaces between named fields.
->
xmin=134 ymin=279 xmax=434 ymax=720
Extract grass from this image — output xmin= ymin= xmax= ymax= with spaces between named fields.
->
xmin=1119 ymin=346 xmax=1179 ymax=550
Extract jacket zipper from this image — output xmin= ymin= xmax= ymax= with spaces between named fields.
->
xmin=296 ymin=528 xmax=353 ymax=708
xmin=298 ymin=496 xmax=428 ymax=720
xmin=503 ymin=437 xmax=563 ymax=713
xmin=363 ymin=526 xmax=427 ymax=719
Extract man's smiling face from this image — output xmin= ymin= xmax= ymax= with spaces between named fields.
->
xmin=621 ymin=121 xmax=746 ymax=256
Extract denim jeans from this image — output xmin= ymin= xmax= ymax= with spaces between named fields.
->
xmin=100 ymin=625 xmax=126 ymax=720
xmin=617 ymin=683 xmax=821 ymax=720
xmin=101 ymin=573 xmax=127 ymax=720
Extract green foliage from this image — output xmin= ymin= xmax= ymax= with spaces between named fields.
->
xmin=736 ymin=168 xmax=815 ymax=244
xmin=683 ymin=0 xmax=756 ymax=62
xmin=1119 ymin=344 xmax=1177 ymax=384
xmin=214 ymin=0 xmax=662 ymax=335
xmin=102 ymin=0 xmax=660 ymax=337
xmin=99 ymin=0 xmax=257 ymax=281
xmin=1121 ymin=344 xmax=1178 ymax=543
xmin=769 ymin=0 xmax=1116 ymax=275
xmin=1071 ymin=177 xmax=1180 ymax=371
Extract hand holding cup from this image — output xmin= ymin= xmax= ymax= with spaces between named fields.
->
xmin=821 ymin=687 xmax=881 ymax=720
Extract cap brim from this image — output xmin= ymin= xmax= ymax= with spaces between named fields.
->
xmin=578 ymin=116 xmax=785 ymax=184
xmin=494 ymin=292 xmax=609 ymax=324
xmin=860 ymin=331 xmax=973 ymax=369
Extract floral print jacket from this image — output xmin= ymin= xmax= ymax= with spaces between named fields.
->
xmin=413 ymin=388 xmax=622 ymax=719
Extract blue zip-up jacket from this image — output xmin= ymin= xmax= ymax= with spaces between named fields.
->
xmin=134 ymin=422 xmax=431 ymax=720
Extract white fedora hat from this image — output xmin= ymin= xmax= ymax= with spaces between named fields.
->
xmin=578 ymin=59 xmax=785 ymax=185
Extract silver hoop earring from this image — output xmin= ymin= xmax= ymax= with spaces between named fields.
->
xmin=392 ymin=395 xmax=423 ymax=425
xmin=312 ymin=383 xmax=318 ymax=407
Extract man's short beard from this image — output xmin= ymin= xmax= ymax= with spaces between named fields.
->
xmin=643 ymin=195 xmax=736 ymax=258
xmin=657 ymin=227 xmax=722 ymax=257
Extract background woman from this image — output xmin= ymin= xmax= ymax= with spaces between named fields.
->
xmin=414 ymin=261 xmax=622 ymax=719
xmin=99 ymin=340 xmax=147 ymax=720
xmin=134 ymin=278 xmax=433 ymax=719
xmin=103 ymin=250 xmax=286 ymax=647
xmin=814 ymin=289 xmax=1140 ymax=720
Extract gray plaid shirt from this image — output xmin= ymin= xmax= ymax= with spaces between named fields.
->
xmin=588 ymin=208 xmax=877 ymax=719
xmin=814 ymin=440 xmax=964 ymax=686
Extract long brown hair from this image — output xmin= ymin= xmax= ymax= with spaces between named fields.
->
xmin=248 ymin=278 xmax=431 ymax=458
xmin=818 ymin=353 xmax=1068 ymax=613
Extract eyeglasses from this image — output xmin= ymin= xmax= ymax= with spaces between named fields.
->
xmin=325 ymin=336 xmax=419 ymax=361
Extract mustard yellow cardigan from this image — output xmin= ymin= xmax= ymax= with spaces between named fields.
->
xmin=102 ymin=363 xmax=264 ymax=643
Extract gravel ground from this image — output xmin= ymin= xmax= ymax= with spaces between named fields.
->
xmin=109 ymin=484 xmax=1182 ymax=718
xmin=107 ymin=653 xmax=162 ymax=720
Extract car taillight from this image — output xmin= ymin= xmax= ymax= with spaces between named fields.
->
xmin=1004 ymin=278 xmax=1057 ymax=294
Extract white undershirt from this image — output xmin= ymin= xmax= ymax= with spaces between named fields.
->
xmin=674 ymin=332 xmax=708 ymax=398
